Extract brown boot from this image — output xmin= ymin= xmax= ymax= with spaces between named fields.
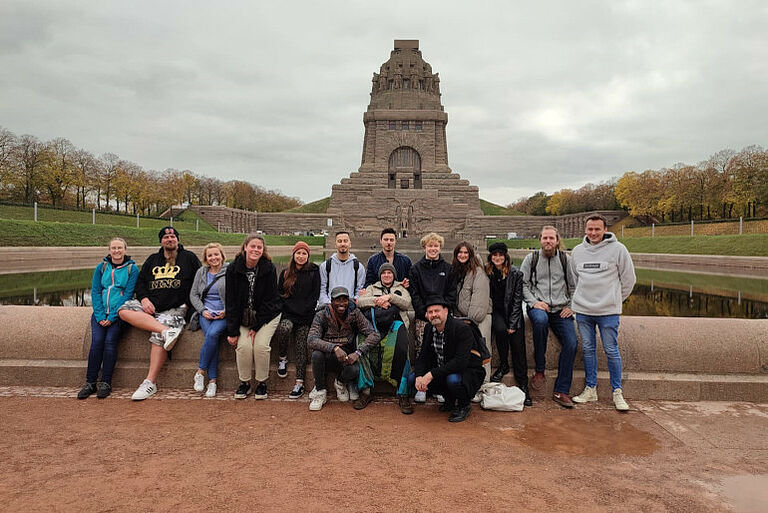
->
xmin=531 ymin=371 xmax=545 ymax=391
xmin=552 ymin=392 xmax=574 ymax=409
xmin=398 ymin=396 xmax=414 ymax=415
xmin=353 ymin=388 xmax=372 ymax=410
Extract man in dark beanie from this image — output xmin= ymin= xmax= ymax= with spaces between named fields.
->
xmin=118 ymin=225 xmax=200 ymax=400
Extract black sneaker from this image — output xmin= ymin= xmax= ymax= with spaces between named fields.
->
xmin=254 ymin=381 xmax=268 ymax=399
xmin=277 ymin=359 xmax=288 ymax=378
xmin=96 ymin=382 xmax=112 ymax=399
xmin=77 ymin=382 xmax=97 ymax=400
xmin=234 ymin=381 xmax=252 ymax=399
xmin=288 ymin=383 xmax=305 ymax=399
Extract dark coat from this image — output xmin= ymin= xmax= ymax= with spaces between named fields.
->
xmin=408 ymin=256 xmax=457 ymax=321
xmin=278 ymin=262 xmax=321 ymax=325
xmin=364 ymin=251 xmax=413 ymax=287
xmin=414 ymin=315 xmax=485 ymax=396
xmin=489 ymin=266 xmax=524 ymax=331
xmin=134 ymin=244 xmax=201 ymax=313
xmin=225 ymin=253 xmax=281 ymax=337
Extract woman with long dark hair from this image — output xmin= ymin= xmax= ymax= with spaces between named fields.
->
xmin=274 ymin=241 xmax=320 ymax=399
xmin=225 ymin=234 xmax=282 ymax=400
xmin=486 ymin=242 xmax=531 ymax=406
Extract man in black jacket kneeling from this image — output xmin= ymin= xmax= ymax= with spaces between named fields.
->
xmin=412 ymin=296 xmax=486 ymax=422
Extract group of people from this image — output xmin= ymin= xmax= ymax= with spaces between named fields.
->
xmin=78 ymin=214 xmax=636 ymax=422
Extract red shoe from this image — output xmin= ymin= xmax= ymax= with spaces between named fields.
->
xmin=531 ymin=371 xmax=546 ymax=391
xmin=552 ymin=392 xmax=574 ymax=409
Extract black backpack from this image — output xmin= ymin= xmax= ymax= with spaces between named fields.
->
xmin=529 ymin=250 xmax=569 ymax=290
xmin=454 ymin=316 xmax=491 ymax=366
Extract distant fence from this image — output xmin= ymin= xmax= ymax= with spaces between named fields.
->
xmin=619 ymin=218 xmax=768 ymax=238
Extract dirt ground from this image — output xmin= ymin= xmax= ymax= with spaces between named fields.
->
xmin=1 ymin=392 xmax=766 ymax=512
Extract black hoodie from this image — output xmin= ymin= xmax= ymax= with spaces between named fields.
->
xmin=134 ymin=244 xmax=201 ymax=313
xmin=278 ymin=262 xmax=321 ymax=325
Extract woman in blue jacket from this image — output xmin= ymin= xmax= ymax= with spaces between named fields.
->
xmin=77 ymin=237 xmax=138 ymax=399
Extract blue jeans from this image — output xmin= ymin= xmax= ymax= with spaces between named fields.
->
xmin=407 ymin=372 xmax=467 ymax=406
xmin=528 ymin=308 xmax=578 ymax=394
xmin=576 ymin=314 xmax=622 ymax=391
xmin=199 ymin=317 xmax=226 ymax=380
xmin=86 ymin=314 xmax=123 ymax=384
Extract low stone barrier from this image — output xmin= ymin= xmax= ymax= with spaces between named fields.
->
xmin=1 ymin=306 xmax=766 ymax=401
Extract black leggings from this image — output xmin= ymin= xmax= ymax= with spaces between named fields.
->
xmin=494 ymin=323 xmax=528 ymax=388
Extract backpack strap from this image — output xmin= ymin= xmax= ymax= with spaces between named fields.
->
xmin=325 ymin=257 xmax=361 ymax=296
xmin=325 ymin=258 xmax=332 ymax=295
xmin=558 ymin=250 xmax=569 ymax=291
xmin=529 ymin=251 xmax=539 ymax=288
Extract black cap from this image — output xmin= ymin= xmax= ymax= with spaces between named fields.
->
xmin=424 ymin=295 xmax=449 ymax=308
xmin=488 ymin=242 xmax=508 ymax=254
xmin=158 ymin=226 xmax=179 ymax=242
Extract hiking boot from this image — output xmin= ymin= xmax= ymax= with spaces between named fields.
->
xmin=353 ymin=389 xmax=371 ymax=410
xmin=521 ymin=385 xmax=533 ymax=407
xmin=193 ymin=372 xmax=205 ymax=392
xmin=490 ymin=366 xmax=509 ymax=382
xmin=277 ymin=358 xmax=288 ymax=378
xmin=77 ymin=382 xmax=97 ymax=400
xmin=205 ymin=382 xmax=217 ymax=398
xmin=613 ymin=389 xmax=629 ymax=411
xmin=334 ymin=379 xmax=349 ymax=402
xmin=131 ymin=379 xmax=157 ymax=401
xmin=552 ymin=392 xmax=574 ymax=409
xmin=572 ymin=386 xmax=598 ymax=404
xmin=288 ymin=383 xmax=305 ymax=399
xmin=96 ymin=382 xmax=112 ymax=399
xmin=531 ymin=371 xmax=546 ymax=391
xmin=414 ymin=391 xmax=427 ymax=403
xmin=347 ymin=384 xmax=360 ymax=401
xmin=253 ymin=381 xmax=268 ymax=400
xmin=162 ymin=327 xmax=182 ymax=351
xmin=234 ymin=381 xmax=252 ymax=399
xmin=309 ymin=388 xmax=327 ymax=411
xmin=398 ymin=396 xmax=414 ymax=415
xmin=448 ymin=404 xmax=472 ymax=423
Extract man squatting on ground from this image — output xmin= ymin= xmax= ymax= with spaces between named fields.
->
xmin=412 ymin=296 xmax=486 ymax=423
xmin=570 ymin=214 xmax=636 ymax=411
xmin=307 ymin=286 xmax=381 ymax=411
xmin=364 ymin=227 xmax=412 ymax=288
xmin=318 ymin=231 xmax=366 ymax=307
xmin=520 ymin=225 xmax=579 ymax=408
xmin=118 ymin=226 xmax=201 ymax=401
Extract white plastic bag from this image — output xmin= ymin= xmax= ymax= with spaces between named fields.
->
xmin=479 ymin=382 xmax=525 ymax=411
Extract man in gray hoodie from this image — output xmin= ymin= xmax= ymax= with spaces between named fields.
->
xmin=521 ymin=226 xmax=578 ymax=408
xmin=318 ymin=231 xmax=366 ymax=307
xmin=570 ymin=214 xmax=636 ymax=411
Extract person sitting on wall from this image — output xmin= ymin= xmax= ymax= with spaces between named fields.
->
xmin=364 ymin=227 xmax=412 ymax=288
xmin=307 ymin=286 xmax=380 ymax=411
xmin=410 ymin=296 xmax=486 ymax=423
xmin=318 ymin=231 xmax=366 ymax=307
xmin=118 ymin=226 xmax=201 ymax=401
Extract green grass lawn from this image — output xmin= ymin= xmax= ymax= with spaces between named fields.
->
xmin=487 ymin=233 xmax=768 ymax=256
xmin=479 ymin=199 xmax=522 ymax=216
xmin=285 ymin=197 xmax=331 ymax=213
xmin=0 ymin=204 xmax=215 ymax=232
xmin=0 ymin=219 xmax=324 ymax=247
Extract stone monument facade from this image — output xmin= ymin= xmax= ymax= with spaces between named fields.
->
xmin=327 ymin=40 xmax=482 ymax=240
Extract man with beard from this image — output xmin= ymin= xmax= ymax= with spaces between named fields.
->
xmin=307 ymin=286 xmax=380 ymax=411
xmin=520 ymin=226 xmax=578 ymax=408
xmin=318 ymin=231 xmax=366 ymax=307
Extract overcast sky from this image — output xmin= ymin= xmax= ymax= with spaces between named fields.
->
xmin=1 ymin=1 xmax=767 ymax=205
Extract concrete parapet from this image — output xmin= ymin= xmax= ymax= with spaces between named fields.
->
xmin=0 ymin=306 xmax=766 ymax=401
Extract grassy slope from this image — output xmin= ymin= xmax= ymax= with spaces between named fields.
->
xmin=479 ymin=199 xmax=522 ymax=216
xmin=0 ymin=219 xmax=324 ymax=247
xmin=285 ymin=197 xmax=330 ymax=213
xmin=487 ymin=233 xmax=768 ymax=257
xmin=0 ymin=204 xmax=215 ymax=232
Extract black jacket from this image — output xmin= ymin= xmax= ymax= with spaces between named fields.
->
xmin=489 ymin=266 xmax=524 ymax=331
xmin=408 ymin=256 xmax=457 ymax=321
xmin=415 ymin=315 xmax=485 ymax=384
xmin=278 ymin=262 xmax=321 ymax=325
xmin=225 ymin=253 xmax=281 ymax=337
xmin=134 ymin=244 xmax=201 ymax=313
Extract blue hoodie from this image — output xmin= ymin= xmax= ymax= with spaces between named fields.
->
xmin=91 ymin=256 xmax=139 ymax=322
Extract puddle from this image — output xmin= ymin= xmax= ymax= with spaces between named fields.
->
xmin=510 ymin=414 xmax=660 ymax=456
xmin=718 ymin=474 xmax=768 ymax=513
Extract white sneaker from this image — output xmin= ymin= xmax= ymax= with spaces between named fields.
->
xmin=309 ymin=388 xmax=327 ymax=411
xmin=414 ymin=391 xmax=426 ymax=403
xmin=435 ymin=394 xmax=445 ymax=404
xmin=613 ymin=389 xmax=629 ymax=411
xmin=162 ymin=327 xmax=182 ymax=351
xmin=334 ymin=379 xmax=349 ymax=402
xmin=347 ymin=384 xmax=360 ymax=401
xmin=572 ymin=386 xmax=598 ymax=403
xmin=131 ymin=379 xmax=157 ymax=401
xmin=193 ymin=372 xmax=204 ymax=392
xmin=205 ymin=382 xmax=217 ymax=398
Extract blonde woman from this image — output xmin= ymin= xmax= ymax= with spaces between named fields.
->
xmin=189 ymin=243 xmax=229 ymax=398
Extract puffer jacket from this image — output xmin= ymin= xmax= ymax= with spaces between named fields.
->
xmin=91 ymin=256 xmax=139 ymax=323
xmin=454 ymin=268 xmax=492 ymax=324
xmin=357 ymin=280 xmax=414 ymax=330
xmin=307 ymin=304 xmax=380 ymax=355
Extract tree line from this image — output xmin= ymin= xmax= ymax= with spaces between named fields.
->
xmin=0 ymin=126 xmax=302 ymax=215
xmin=509 ymin=146 xmax=768 ymax=222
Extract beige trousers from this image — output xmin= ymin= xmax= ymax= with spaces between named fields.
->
xmin=235 ymin=314 xmax=281 ymax=382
